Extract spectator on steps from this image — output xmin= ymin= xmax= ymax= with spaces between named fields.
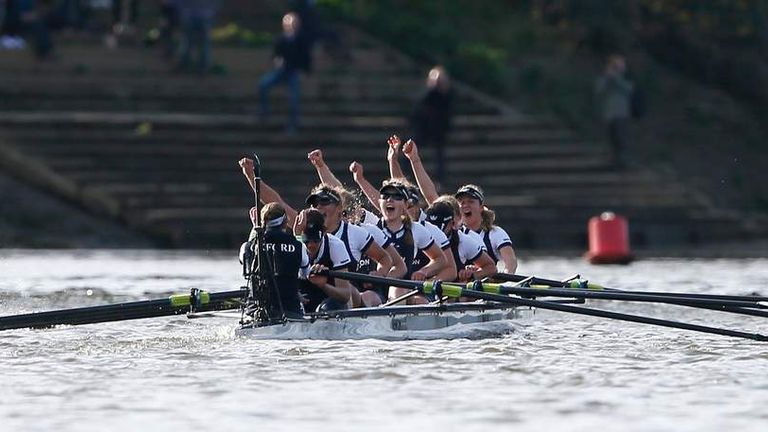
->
xmin=258 ymin=12 xmax=311 ymax=133
xmin=21 ymin=0 xmax=54 ymax=59
xmin=176 ymin=0 xmax=219 ymax=74
xmin=594 ymin=54 xmax=634 ymax=168
xmin=409 ymin=66 xmax=453 ymax=186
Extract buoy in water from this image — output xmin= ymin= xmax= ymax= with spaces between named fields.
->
xmin=585 ymin=211 xmax=633 ymax=264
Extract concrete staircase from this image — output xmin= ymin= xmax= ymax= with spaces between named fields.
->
xmin=0 ymin=15 xmax=758 ymax=249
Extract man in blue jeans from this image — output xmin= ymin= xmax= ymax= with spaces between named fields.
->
xmin=259 ymin=12 xmax=311 ymax=133
xmin=177 ymin=0 xmax=219 ymax=74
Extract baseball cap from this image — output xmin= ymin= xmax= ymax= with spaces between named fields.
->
xmin=426 ymin=202 xmax=454 ymax=230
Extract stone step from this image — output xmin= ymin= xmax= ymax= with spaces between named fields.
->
xmin=4 ymin=129 xmax=584 ymax=152
xmin=0 ymin=74 xmax=435 ymax=93
xmin=0 ymin=111 xmax=547 ymax=132
xmin=0 ymin=98 xmax=494 ymax=116
xmin=10 ymin=131 xmax=592 ymax=158
xmin=0 ymin=46 xmax=416 ymax=75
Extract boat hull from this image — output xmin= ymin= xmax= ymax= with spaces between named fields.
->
xmin=235 ymin=303 xmax=534 ymax=340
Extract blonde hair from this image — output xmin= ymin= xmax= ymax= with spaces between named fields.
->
xmin=480 ymin=207 xmax=496 ymax=232
xmin=261 ymin=202 xmax=287 ymax=228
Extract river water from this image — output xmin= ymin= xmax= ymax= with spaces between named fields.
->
xmin=1 ymin=250 xmax=767 ymax=432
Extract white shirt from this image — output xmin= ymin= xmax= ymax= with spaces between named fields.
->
xmin=421 ymin=220 xmax=450 ymax=250
xmin=299 ymin=243 xmax=311 ymax=278
xmin=463 ymin=229 xmax=487 ymax=251
xmin=361 ymin=209 xmax=380 ymax=225
xmin=463 ymin=225 xmax=513 ymax=262
xmin=330 ymin=221 xmax=374 ymax=262
xmin=360 ymin=222 xmax=391 ymax=248
xmin=455 ymin=230 xmax=485 ymax=266
xmin=314 ymin=233 xmax=353 ymax=270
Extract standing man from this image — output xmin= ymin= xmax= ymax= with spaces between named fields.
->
xmin=258 ymin=12 xmax=311 ymax=133
xmin=410 ymin=66 xmax=453 ymax=185
xmin=595 ymin=54 xmax=634 ymax=168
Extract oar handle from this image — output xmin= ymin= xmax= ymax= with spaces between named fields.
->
xmin=327 ymin=270 xmax=423 ymax=290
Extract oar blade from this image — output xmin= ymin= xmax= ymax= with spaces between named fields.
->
xmin=0 ymin=289 xmax=246 ymax=331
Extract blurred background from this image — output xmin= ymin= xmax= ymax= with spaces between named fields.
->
xmin=0 ymin=0 xmax=766 ymax=253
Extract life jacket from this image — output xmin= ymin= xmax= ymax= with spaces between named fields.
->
xmin=262 ymin=227 xmax=304 ymax=317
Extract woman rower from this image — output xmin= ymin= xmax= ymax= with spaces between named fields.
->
xmin=348 ymin=161 xmax=457 ymax=283
xmin=293 ymin=208 xmax=360 ymax=312
xmin=425 ymin=197 xmax=497 ymax=282
xmin=375 ymin=179 xmax=453 ymax=303
xmin=454 ymin=184 xmax=518 ymax=274
xmin=396 ymin=138 xmax=519 ymax=274
xmin=304 ymin=184 xmax=401 ymax=306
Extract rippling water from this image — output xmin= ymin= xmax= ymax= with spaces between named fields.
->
xmin=2 ymin=250 xmax=768 ymax=432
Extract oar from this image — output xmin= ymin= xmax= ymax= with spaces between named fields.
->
xmin=492 ymin=272 xmax=768 ymax=303
xmin=0 ymin=288 xmax=246 ymax=331
xmin=475 ymin=282 xmax=768 ymax=319
xmin=329 ymin=271 xmax=768 ymax=342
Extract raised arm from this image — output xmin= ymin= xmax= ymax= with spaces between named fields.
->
xmin=387 ymin=135 xmax=406 ymax=179
xmin=307 ymin=149 xmax=343 ymax=187
xmin=238 ymin=157 xmax=298 ymax=225
xmin=402 ymin=140 xmax=439 ymax=204
xmin=349 ymin=161 xmax=381 ymax=212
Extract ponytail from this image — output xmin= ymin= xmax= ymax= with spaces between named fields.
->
xmin=480 ymin=206 xmax=495 ymax=232
xmin=401 ymin=213 xmax=414 ymax=247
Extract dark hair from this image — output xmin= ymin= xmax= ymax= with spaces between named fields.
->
xmin=304 ymin=208 xmax=326 ymax=233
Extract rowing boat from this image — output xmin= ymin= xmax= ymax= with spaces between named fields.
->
xmin=194 ymin=302 xmax=535 ymax=340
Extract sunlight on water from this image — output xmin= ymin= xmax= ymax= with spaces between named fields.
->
xmin=2 ymin=250 xmax=768 ymax=432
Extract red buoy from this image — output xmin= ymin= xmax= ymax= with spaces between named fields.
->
xmin=585 ymin=212 xmax=633 ymax=264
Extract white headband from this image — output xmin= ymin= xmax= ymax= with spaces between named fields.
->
xmin=266 ymin=214 xmax=286 ymax=228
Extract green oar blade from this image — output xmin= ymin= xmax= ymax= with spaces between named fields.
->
xmin=0 ymin=289 xmax=246 ymax=331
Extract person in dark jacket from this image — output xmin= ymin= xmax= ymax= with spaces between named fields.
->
xmin=258 ymin=12 xmax=311 ymax=133
xmin=410 ymin=66 xmax=453 ymax=184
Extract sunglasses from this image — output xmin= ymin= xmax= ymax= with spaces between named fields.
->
xmin=380 ymin=192 xmax=406 ymax=201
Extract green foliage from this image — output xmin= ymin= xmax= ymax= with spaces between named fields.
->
xmin=211 ymin=23 xmax=273 ymax=47
xmin=449 ymin=43 xmax=508 ymax=93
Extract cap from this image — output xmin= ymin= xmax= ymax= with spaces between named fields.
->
xmin=305 ymin=189 xmax=341 ymax=207
xmin=455 ymin=185 xmax=484 ymax=203
xmin=406 ymin=186 xmax=421 ymax=204
xmin=425 ymin=202 xmax=454 ymax=230
xmin=379 ymin=183 xmax=408 ymax=199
